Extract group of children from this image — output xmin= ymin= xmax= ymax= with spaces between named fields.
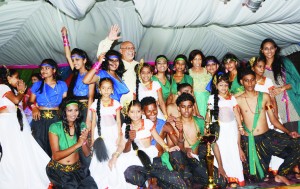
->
xmin=0 ymin=24 xmax=299 ymax=189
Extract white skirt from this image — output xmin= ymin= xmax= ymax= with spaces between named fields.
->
xmin=214 ymin=120 xmax=244 ymax=185
xmin=0 ymin=113 xmax=50 ymax=189
xmin=90 ymin=120 xmax=137 ymax=189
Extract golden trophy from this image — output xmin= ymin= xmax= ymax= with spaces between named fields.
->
xmin=201 ymin=109 xmax=221 ymax=189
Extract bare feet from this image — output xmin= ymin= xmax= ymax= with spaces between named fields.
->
xmin=274 ymin=175 xmax=294 ymax=185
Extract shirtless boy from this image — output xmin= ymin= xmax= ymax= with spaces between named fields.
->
xmin=236 ymin=69 xmax=300 ymax=185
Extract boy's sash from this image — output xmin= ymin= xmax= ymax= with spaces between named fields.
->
xmin=243 ymin=92 xmax=265 ymax=179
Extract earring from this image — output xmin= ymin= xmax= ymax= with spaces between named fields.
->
xmin=154 ymin=68 xmax=157 ymax=73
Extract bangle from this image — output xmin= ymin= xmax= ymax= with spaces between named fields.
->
xmin=162 ymin=144 xmax=170 ymax=152
xmin=92 ymin=61 xmax=102 ymax=72
xmin=164 ymin=114 xmax=168 ymax=120
xmin=18 ymin=90 xmax=25 ymax=94
xmin=112 ymin=151 xmax=121 ymax=158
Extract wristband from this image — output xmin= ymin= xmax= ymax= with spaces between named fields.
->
xmin=92 ymin=61 xmax=102 ymax=71
xmin=62 ymin=35 xmax=69 ymax=47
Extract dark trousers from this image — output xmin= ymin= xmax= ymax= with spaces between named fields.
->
xmin=46 ymin=160 xmax=97 ymax=189
xmin=241 ymin=129 xmax=300 ymax=181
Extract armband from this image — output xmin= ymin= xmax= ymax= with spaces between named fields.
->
xmin=265 ymin=105 xmax=274 ymax=111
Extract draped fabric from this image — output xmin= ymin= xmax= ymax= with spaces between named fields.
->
xmin=0 ymin=0 xmax=300 ymax=66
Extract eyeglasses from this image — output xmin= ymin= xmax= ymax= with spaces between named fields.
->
xmin=121 ymin=47 xmax=135 ymax=51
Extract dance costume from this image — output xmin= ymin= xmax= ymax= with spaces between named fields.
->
xmin=138 ymin=81 xmax=165 ymax=120
xmin=151 ymin=118 xmax=166 ymax=145
xmin=0 ymin=84 xmax=50 ymax=189
xmin=170 ymin=74 xmax=193 ymax=95
xmin=123 ymin=119 xmax=186 ymax=188
xmin=31 ymin=80 xmax=67 ymax=157
xmin=229 ymin=76 xmax=244 ymax=95
xmin=208 ymin=95 xmax=245 ymax=186
xmin=46 ymin=121 xmax=97 ymax=189
xmin=241 ymin=92 xmax=300 ymax=181
xmin=255 ymin=77 xmax=284 ymax=174
xmin=88 ymin=98 xmax=130 ymax=189
xmin=184 ymin=116 xmax=227 ymax=188
xmin=96 ymin=70 xmax=129 ymax=102
xmin=152 ymin=75 xmax=171 ymax=102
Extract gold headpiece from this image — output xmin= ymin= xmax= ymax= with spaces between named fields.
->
xmin=249 ymin=57 xmax=257 ymax=67
xmin=137 ymin=59 xmax=144 ymax=82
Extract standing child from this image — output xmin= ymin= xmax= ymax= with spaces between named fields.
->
xmin=207 ymin=74 xmax=245 ymax=186
xmin=203 ymin=56 xmax=220 ymax=93
xmin=152 ymin=55 xmax=171 ymax=102
xmin=30 ymin=59 xmax=68 ymax=157
xmin=188 ymin=50 xmax=211 ymax=117
xmin=88 ymin=78 xmax=126 ymax=189
xmin=136 ymin=63 xmax=168 ymax=120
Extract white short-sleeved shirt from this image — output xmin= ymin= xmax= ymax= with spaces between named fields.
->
xmin=208 ymin=94 xmax=238 ymax=123
xmin=254 ymin=77 xmax=274 ymax=94
xmin=138 ymin=81 xmax=161 ymax=101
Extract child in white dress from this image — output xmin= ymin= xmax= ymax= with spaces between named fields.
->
xmin=0 ymin=67 xmax=50 ymax=189
xmin=88 ymin=77 xmax=126 ymax=189
xmin=136 ymin=63 xmax=168 ymax=120
xmin=207 ymin=74 xmax=245 ymax=186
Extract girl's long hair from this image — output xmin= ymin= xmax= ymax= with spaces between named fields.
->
xmin=93 ymin=78 xmax=114 ymax=162
xmin=67 ymin=48 xmax=92 ymax=98
xmin=125 ymin=100 xmax=152 ymax=170
xmin=135 ymin=63 xmax=153 ymax=101
xmin=211 ymin=73 xmax=230 ymax=121
xmin=60 ymin=99 xmax=83 ymax=141
xmin=102 ymin=50 xmax=126 ymax=78
xmin=0 ymin=67 xmax=24 ymax=131
xmin=259 ymin=38 xmax=284 ymax=85
xmin=36 ymin=59 xmax=59 ymax=94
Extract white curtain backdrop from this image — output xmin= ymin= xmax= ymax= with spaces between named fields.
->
xmin=0 ymin=0 xmax=299 ymax=66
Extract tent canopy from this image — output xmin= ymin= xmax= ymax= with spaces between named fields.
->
xmin=1 ymin=0 xmax=300 ymax=66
